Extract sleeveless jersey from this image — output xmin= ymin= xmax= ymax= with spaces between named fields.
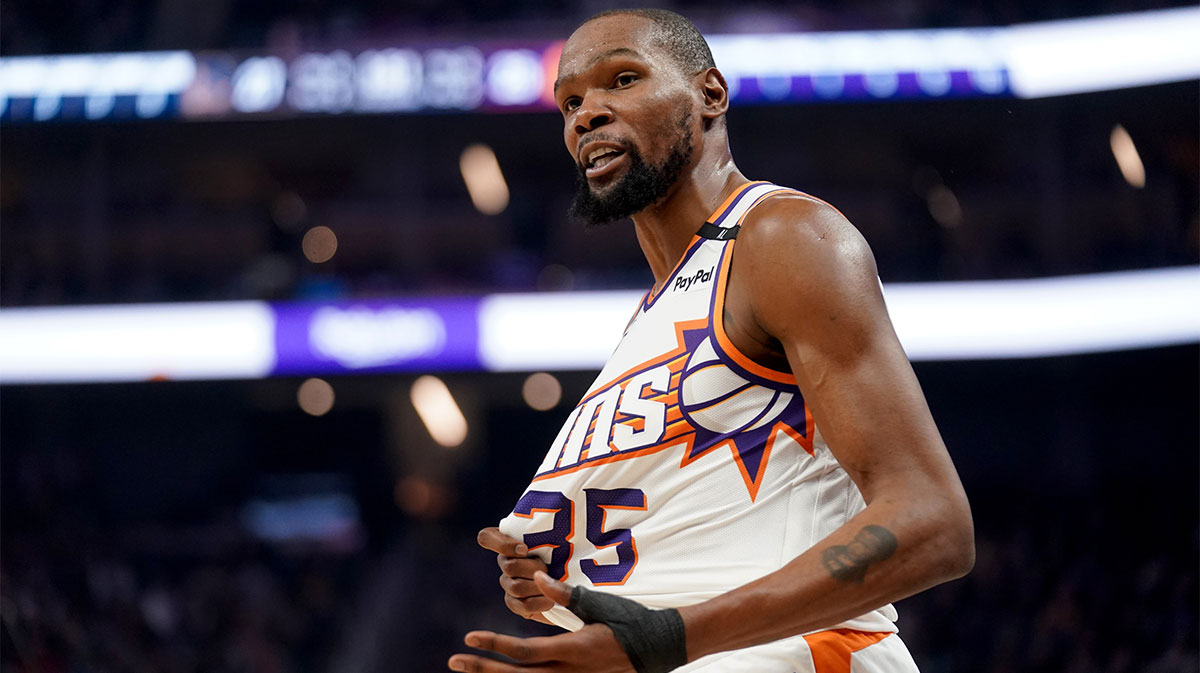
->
xmin=497 ymin=181 xmax=899 ymax=649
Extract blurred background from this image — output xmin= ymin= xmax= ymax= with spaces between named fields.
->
xmin=1 ymin=1 xmax=1198 ymax=672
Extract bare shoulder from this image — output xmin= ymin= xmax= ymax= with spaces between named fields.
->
xmin=734 ymin=191 xmax=881 ymax=310
xmin=728 ymin=190 xmax=902 ymax=374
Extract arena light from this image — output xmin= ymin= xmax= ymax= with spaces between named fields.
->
xmin=4 ymin=8 xmax=1198 ymax=123
xmin=478 ymin=291 xmax=636 ymax=371
xmin=0 ymin=302 xmax=275 ymax=383
xmin=478 ymin=267 xmax=1200 ymax=369
xmin=460 ymin=143 xmax=510 ymax=215
xmin=708 ymin=26 xmax=1010 ymax=102
xmin=1109 ymin=124 xmax=1146 ymax=189
xmin=410 ymin=375 xmax=469 ymax=447
xmin=926 ymin=185 xmax=963 ymax=228
xmin=0 ymin=268 xmax=1196 ymax=384
xmin=522 ymin=372 xmax=563 ymax=411
xmin=297 ymin=377 xmax=336 ymax=416
xmin=301 ymin=225 xmax=339 ymax=263
xmin=1005 ymin=6 xmax=1200 ymax=98
xmin=0 ymin=51 xmax=195 ymax=120
xmin=885 ymin=267 xmax=1200 ymax=359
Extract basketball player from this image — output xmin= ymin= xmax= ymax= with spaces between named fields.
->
xmin=450 ymin=9 xmax=974 ymax=672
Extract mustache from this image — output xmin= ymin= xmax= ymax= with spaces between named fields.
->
xmin=575 ymin=133 xmax=630 ymax=162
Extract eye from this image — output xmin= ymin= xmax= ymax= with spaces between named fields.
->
xmin=562 ymin=97 xmax=581 ymax=113
xmin=614 ymin=72 xmax=638 ymax=88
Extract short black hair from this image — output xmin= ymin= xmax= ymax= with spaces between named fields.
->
xmin=584 ymin=8 xmax=716 ymax=74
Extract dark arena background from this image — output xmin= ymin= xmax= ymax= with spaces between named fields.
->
xmin=1 ymin=1 xmax=1198 ymax=672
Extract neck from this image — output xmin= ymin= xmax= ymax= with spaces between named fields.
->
xmin=632 ymin=149 xmax=748 ymax=287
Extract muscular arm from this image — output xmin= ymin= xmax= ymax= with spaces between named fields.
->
xmin=678 ymin=195 xmax=974 ymax=659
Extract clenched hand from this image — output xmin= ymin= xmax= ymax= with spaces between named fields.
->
xmin=477 ymin=527 xmax=554 ymax=622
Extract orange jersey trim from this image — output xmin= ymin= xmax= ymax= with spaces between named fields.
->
xmin=577 ymin=319 xmax=707 ymax=406
xmin=638 ymin=181 xmax=765 ymax=309
xmin=712 ymin=243 xmax=797 ymax=386
xmin=533 ymin=434 xmax=697 ymax=482
xmin=642 ymin=236 xmax=703 ymax=309
xmin=803 ymin=629 xmax=892 ymax=673
xmin=709 ymin=181 xmax=767 ymax=221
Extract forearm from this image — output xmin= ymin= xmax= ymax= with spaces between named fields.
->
xmin=677 ymin=493 xmax=973 ymax=661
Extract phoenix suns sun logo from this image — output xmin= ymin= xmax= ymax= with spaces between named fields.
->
xmin=531 ymin=320 xmax=814 ymax=500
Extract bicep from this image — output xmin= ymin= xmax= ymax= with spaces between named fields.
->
xmin=742 ymin=204 xmax=955 ymax=499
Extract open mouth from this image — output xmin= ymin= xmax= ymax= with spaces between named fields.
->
xmin=583 ymin=147 xmax=627 ymax=179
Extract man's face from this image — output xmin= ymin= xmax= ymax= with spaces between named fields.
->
xmin=554 ymin=16 xmax=699 ymax=226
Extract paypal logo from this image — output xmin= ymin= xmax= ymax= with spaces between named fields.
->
xmin=673 ymin=267 xmax=714 ymax=292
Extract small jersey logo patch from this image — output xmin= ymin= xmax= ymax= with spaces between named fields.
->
xmin=672 ymin=266 xmax=714 ymax=293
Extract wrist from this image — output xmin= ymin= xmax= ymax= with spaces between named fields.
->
xmin=568 ymin=586 xmax=687 ymax=673
xmin=676 ymin=601 xmax=714 ymax=662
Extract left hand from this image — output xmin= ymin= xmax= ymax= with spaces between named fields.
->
xmin=448 ymin=572 xmax=636 ymax=672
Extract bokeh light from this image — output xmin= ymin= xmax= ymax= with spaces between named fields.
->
xmin=297 ymin=377 xmax=335 ymax=416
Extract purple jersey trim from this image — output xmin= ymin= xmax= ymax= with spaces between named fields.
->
xmin=640 ymin=236 xmax=707 ymax=313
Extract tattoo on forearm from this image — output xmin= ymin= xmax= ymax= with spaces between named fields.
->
xmin=821 ymin=525 xmax=898 ymax=583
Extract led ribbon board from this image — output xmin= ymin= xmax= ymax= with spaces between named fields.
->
xmin=0 ymin=267 xmax=1196 ymax=384
xmin=2 ymin=7 xmax=1197 ymax=123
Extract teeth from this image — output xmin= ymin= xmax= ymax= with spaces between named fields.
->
xmin=587 ymin=147 xmax=618 ymax=166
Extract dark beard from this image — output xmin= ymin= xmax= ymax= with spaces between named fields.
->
xmin=569 ymin=118 xmax=695 ymax=228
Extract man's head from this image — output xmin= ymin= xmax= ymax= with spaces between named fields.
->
xmin=586 ymin=9 xmax=715 ymax=76
xmin=554 ymin=9 xmax=730 ymax=226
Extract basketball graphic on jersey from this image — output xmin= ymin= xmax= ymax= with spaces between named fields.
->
xmin=679 ymin=335 xmax=793 ymax=435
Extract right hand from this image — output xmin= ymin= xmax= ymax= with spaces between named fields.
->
xmin=477 ymin=527 xmax=555 ymax=623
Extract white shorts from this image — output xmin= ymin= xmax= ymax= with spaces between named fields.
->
xmin=677 ymin=629 xmax=920 ymax=673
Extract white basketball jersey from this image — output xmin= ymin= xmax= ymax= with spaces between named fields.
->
xmin=497 ymin=182 xmax=899 ymax=646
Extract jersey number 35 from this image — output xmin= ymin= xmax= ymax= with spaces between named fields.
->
xmin=513 ymin=488 xmax=647 ymax=586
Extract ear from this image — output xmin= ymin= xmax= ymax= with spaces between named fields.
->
xmin=697 ymin=67 xmax=730 ymax=122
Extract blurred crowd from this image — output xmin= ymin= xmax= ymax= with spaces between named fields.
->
xmin=899 ymin=498 xmax=1199 ymax=673
xmin=3 ymin=81 xmax=1196 ymax=308
xmin=2 ymin=537 xmax=356 ymax=673
xmin=0 ymin=438 xmax=361 ymax=673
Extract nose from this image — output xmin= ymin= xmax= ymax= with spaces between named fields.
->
xmin=573 ymin=93 xmax=612 ymax=135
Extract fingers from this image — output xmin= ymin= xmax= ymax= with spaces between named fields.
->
xmin=448 ymin=631 xmax=561 ymax=671
xmin=448 ymin=634 xmax=539 ymax=671
xmin=448 ymin=653 xmax=551 ymax=673
xmin=448 ymin=627 xmax=628 ymax=671
xmin=505 ymin=593 xmax=555 ymax=617
xmin=448 ymin=654 xmax=527 ymax=673
xmin=500 ymin=565 xmax=553 ymax=616
xmin=500 ymin=574 xmax=545 ymax=599
xmin=497 ymin=554 xmax=549 ymax=579
xmin=533 ymin=571 xmax=573 ymax=607
xmin=481 ymin=529 xmax=555 ymax=619
xmin=467 ymin=631 xmax=542 ymax=660
xmin=478 ymin=527 xmax=528 ymax=557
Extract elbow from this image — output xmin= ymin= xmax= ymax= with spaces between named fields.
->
xmin=906 ymin=489 xmax=974 ymax=583
xmin=939 ymin=498 xmax=975 ymax=581
xmin=946 ymin=519 xmax=975 ymax=580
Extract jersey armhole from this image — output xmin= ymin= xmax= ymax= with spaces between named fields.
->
xmin=710 ymin=188 xmax=800 ymax=387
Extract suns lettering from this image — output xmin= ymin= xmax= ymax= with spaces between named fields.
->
xmin=612 ymin=366 xmax=670 ymax=451
xmin=558 ymin=386 xmax=619 ymax=467
xmin=553 ymin=364 xmax=672 ymax=469
xmin=538 ymin=405 xmax=581 ymax=474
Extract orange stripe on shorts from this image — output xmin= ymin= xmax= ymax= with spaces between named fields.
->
xmin=802 ymin=629 xmax=891 ymax=673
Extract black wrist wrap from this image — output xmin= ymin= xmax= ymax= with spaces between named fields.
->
xmin=567 ymin=585 xmax=687 ymax=673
